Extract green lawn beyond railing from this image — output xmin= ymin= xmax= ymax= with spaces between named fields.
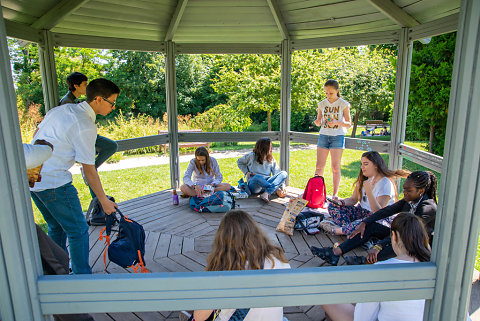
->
xmin=30 ymin=146 xmax=480 ymax=270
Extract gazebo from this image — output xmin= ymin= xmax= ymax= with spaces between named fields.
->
xmin=0 ymin=0 xmax=478 ymax=320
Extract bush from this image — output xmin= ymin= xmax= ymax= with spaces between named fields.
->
xmin=98 ymin=111 xmax=196 ymax=155
xmin=18 ymin=104 xmax=43 ymax=143
xmin=193 ymin=104 xmax=251 ymax=132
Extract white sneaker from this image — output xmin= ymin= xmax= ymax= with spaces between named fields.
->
xmin=179 ymin=311 xmax=191 ymax=321
xmin=260 ymin=191 xmax=270 ymax=203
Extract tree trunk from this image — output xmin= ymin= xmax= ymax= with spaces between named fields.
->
xmin=351 ymin=111 xmax=361 ymax=138
xmin=267 ymin=110 xmax=272 ymax=131
xmin=429 ymin=120 xmax=434 ymax=153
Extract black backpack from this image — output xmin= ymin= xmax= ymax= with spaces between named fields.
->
xmin=86 ymin=195 xmax=117 ymax=226
xmin=100 ymin=208 xmax=149 ymax=273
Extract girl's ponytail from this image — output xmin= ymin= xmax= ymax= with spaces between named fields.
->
xmin=425 ymin=171 xmax=437 ymax=203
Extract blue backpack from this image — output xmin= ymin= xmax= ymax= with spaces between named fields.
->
xmin=189 ymin=191 xmax=236 ymax=213
xmin=100 ymin=208 xmax=149 ymax=273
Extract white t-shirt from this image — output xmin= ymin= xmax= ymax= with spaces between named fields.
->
xmin=30 ymin=102 xmax=97 ymax=191
xmin=183 ymin=157 xmax=223 ymax=186
xmin=354 ymin=258 xmax=425 ymax=321
xmin=317 ymin=97 xmax=350 ymax=136
xmin=359 ymin=177 xmax=395 ymax=212
xmin=215 ymin=257 xmax=291 ymax=321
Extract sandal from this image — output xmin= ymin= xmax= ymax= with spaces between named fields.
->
xmin=276 ymin=188 xmax=287 ymax=198
xmin=319 ymin=220 xmax=340 ymax=235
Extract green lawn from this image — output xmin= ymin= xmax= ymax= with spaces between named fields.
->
xmin=32 ymin=145 xmax=478 ymax=270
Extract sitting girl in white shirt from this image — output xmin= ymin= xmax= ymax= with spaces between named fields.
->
xmin=180 ymin=147 xmax=231 ymax=197
xmin=322 ymin=212 xmax=431 ymax=321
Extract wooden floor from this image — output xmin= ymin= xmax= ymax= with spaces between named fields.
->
xmin=87 ymin=187 xmax=368 ymax=321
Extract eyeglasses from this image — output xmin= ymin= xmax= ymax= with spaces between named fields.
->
xmin=102 ymin=97 xmax=116 ymax=107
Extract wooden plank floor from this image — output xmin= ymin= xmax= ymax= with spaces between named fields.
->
xmin=87 ymin=187 xmax=368 ymax=321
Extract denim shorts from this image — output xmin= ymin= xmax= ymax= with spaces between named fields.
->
xmin=317 ymin=134 xmax=345 ymax=149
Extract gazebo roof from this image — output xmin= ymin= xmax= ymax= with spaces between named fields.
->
xmin=2 ymin=0 xmax=460 ymax=51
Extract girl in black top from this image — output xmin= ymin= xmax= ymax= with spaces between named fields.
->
xmin=311 ymin=171 xmax=438 ymax=266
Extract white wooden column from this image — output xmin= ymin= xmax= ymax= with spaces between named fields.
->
xmin=0 ymin=7 xmax=45 ymax=321
xmin=388 ymin=27 xmax=412 ymax=171
xmin=165 ymin=41 xmax=180 ymax=188
xmin=424 ymin=0 xmax=480 ymax=320
xmin=279 ymin=39 xmax=292 ymax=181
xmin=38 ymin=30 xmax=58 ymax=112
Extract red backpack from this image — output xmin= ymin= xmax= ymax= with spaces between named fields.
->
xmin=302 ymin=176 xmax=327 ymax=208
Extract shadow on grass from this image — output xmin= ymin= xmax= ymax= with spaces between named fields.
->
xmin=342 ymin=159 xmax=361 ymax=180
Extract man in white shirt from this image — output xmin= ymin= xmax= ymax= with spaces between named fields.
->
xmin=30 ymin=78 xmax=119 ymax=274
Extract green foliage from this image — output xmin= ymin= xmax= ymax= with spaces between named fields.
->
xmin=330 ymin=47 xmax=395 ymax=136
xmin=8 ymin=40 xmax=44 ymax=111
xmin=210 ymin=54 xmax=281 ymax=131
xmin=408 ymin=33 xmax=455 ymax=155
xmin=193 ymin=103 xmax=251 ymax=132
xmin=105 ymin=50 xmax=166 ymax=118
xmin=202 ymin=48 xmax=395 ymax=133
xmin=56 ymin=47 xmax=106 ymax=97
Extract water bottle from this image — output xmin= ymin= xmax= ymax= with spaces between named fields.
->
xmin=172 ymin=189 xmax=179 ymax=205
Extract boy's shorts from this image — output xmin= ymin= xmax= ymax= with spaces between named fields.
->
xmin=317 ymin=134 xmax=345 ymax=149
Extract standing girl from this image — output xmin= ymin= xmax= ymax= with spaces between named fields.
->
xmin=237 ymin=137 xmax=288 ymax=203
xmin=321 ymin=212 xmax=431 ymax=321
xmin=314 ymin=79 xmax=352 ymax=198
xmin=180 ymin=147 xmax=231 ymax=197
xmin=189 ymin=210 xmax=290 ymax=321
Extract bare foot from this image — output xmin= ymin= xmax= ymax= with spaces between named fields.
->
xmin=260 ymin=192 xmax=270 ymax=202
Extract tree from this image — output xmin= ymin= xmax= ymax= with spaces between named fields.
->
xmin=408 ymin=33 xmax=455 ymax=155
xmin=8 ymin=39 xmax=106 ymax=113
xmin=8 ymin=39 xmax=44 ymax=111
xmin=105 ymin=50 xmax=166 ymax=119
xmin=328 ymin=47 xmax=395 ymax=137
xmin=211 ymin=54 xmax=281 ymax=131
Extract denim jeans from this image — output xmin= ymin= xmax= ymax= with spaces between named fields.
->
xmin=89 ymin=135 xmax=118 ymax=198
xmin=248 ymin=171 xmax=288 ymax=195
xmin=31 ymin=182 xmax=91 ymax=274
xmin=95 ymin=135 xmax=118 ymax=168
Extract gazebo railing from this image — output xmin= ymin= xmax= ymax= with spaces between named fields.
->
xmin=116 ymin=131 xmax=441 ymax=173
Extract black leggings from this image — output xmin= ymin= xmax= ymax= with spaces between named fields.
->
xmin=339 ymin=222 xmax=390 ymax=255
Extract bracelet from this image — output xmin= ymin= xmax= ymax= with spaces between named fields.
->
xmin=340 ymin=200 xmax=345 ymax=206
xmin=373 ymin=244 xmax=383 ymax=251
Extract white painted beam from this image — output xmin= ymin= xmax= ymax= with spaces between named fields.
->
xmin=267 ymin=0 xmax=289 ymax=40
xmin=388 ymin=28 xmax=412 ymax=172
xmin=176 ymin=43 xmax=280 ymax=54
xmin=165 ymin=41 xmax=180 ymax=188
xmin=369 ymin=0 xmax=419 ymax=27
xmin=37 ymin=263 xmax=436 ymax=314
xmin=53 ymin=33 xmax=165 ymax=52
xmin=280 ymin=39 xmax=291 ymax=180
xmin=164 ymin=0 xmax=189 ymax=41
xmin=4 ymin=20 xmax=42 ymax=43
xmin=0 ymin=6 xmax=44 ymax=321
xmin=409 ymin=13 xmax=459 ymax=41
xmin=31 ymin=0 xmax=90 ymax=30
xmin=292 ymin=30 xmax=400 ymax=50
